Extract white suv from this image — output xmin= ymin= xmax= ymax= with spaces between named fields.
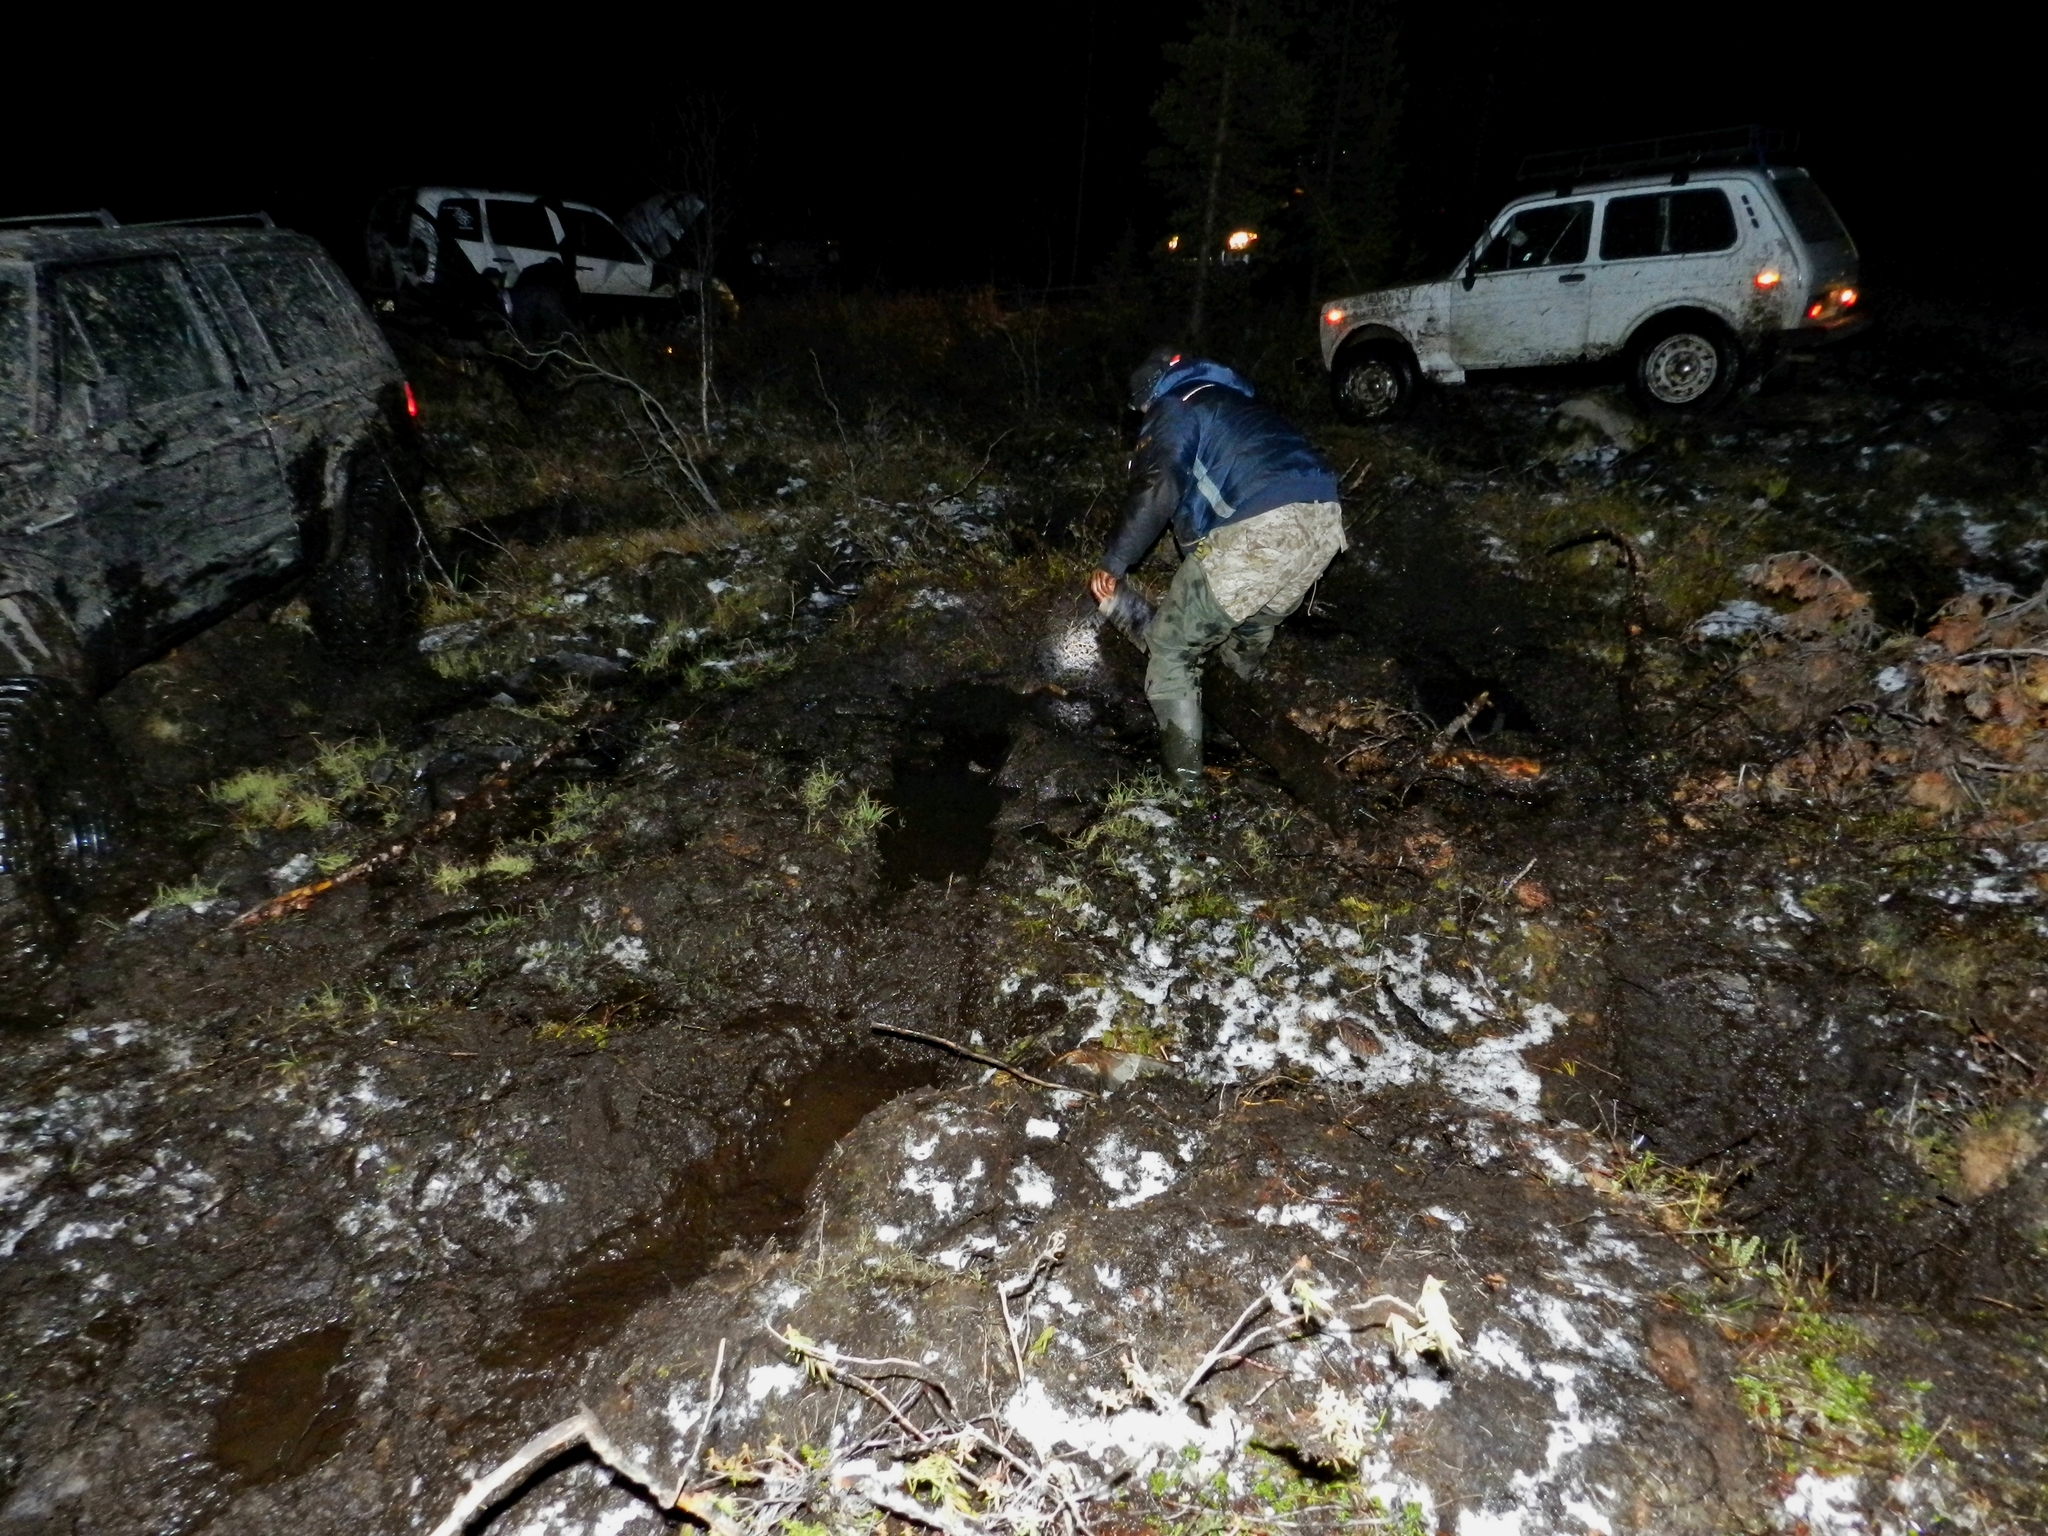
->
xmin=1319 ymin=133 xmax=1862 ymax=418
xmin=364 ymin=187 xmax=684 ymax=317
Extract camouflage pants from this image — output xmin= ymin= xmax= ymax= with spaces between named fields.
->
xmin=1143 ymin=501 xmax=1345 ymax=705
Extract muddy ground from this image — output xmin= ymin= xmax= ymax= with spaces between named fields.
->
xmin=2 ymin=299 xmax=2046 ymax=1534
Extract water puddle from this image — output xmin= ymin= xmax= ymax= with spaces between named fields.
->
xmin=479 ymin=1038 xmax=930 ymax=1392
xmin=211 ymin=1324 xmax=356 ymax=1484
xmin=876 ymin=683 xmax=1022 ymax=890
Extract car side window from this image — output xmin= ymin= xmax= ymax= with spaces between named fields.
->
xmin=1600 ymin=189 xmax=1738 ymax=260
xmin=563 ymin=209 xmax=641 ymax=263
xmin=487 ymin=200 xmax=559 ymax=251
xmin=437 ymin=198 xmax=482 ymax=242
xmin=51 ymin=259 xmax=224 ymax=420
xmin=1471 ymin=201 xmax=1592 ymax=275
xmin=225 ymin=255 xmax=352 ymax=370
xmin=0 ymin=280 xmax=27 ymax=436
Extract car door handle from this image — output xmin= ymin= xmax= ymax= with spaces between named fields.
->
xmin=1557 ymin=272 xmax=1586 ymax=284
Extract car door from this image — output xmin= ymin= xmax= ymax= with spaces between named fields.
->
xmin=1447 ymin=199 xmax=1594 ymax=369
xmin=559 ymin=206 xmax=656 ymax=298
xmin=483 ymin=197 xmax=563 ymax=287
xmin=1588 ymin=186 xmax=1746 ymax=350
xmin=44 ymin=256 xmax=290 ymax=677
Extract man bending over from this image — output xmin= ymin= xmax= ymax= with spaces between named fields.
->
xmin=1089 ymin=347 xmax=1345 ymax=792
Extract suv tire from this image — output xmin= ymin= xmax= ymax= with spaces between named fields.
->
xmin=0 ymin=678 xmax=125 ymax=991
xmin=1626 ymin=315 xmax=1739 ymax=413
xmin=1331 ymin=343 xmax=1418 ymax=423
xmin=308 ymin=449 xmax=418 ymax=659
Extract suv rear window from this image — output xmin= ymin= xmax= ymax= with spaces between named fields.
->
xmin=1600 ymin=189 xmax=1738 ymax=260
xmin=1771 ymin=174 xmax=1850 ymax=246
xmin=1472 ymin=201 xmax=1592 ymax=274
xmin=227 ymin=254 xmax=354 ymax=370
xmin=0 ymin=280 xmax=27 ymax=435
xmin=53 ymin=259 xmax=223 ymax=414
xmin=487 ymin=200 xmax=558 ymax=251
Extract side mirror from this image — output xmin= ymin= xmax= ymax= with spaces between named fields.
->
xmin=1461 ymin=265 xmax=1478 ymax=292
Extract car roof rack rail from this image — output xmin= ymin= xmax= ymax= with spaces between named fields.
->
xmin=131 ymin=212 xmax=276 ymax=229
xmin=1516 ymin=125 xmax=1795 ymax=190
xmin=0 ymin=210 xmax=120 ymax=229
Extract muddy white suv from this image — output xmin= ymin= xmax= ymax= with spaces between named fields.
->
xmin=0 ymin=211 xmax=421 ymax=983
xmin=366 ymin=187 xmax=686 ymax=326
xmin=1321 ymin=130 xmax=1862 ymax=418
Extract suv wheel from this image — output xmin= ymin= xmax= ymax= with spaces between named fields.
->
xmin=1627 ymin=317 xmax=1739 ymax=413
xmin=307 ymin=449 xmax=418 ymax=659
xmin=1331 ymin=343 xmax=1418 ymax=423
xmin=0 ymin=678 xmax=125 ymax=993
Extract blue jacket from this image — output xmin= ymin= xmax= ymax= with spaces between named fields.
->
xmin=1100 ymin=360 xmax=1340 ymax=577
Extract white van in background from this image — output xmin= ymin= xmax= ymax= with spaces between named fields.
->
xmin=364 ymin=188 xmax=694 ymax=322
xmin=1320 ymin=128 xmax=1863 ymax=418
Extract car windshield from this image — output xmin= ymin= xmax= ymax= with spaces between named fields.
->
xmin=1772 ymin=173 xmax=1851 ymax=246
xmin=0 ymin=278 xmax=26 ymax=435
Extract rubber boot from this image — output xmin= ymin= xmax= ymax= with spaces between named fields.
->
xmin=1153 ymin=696 xmax=1205 ymax=798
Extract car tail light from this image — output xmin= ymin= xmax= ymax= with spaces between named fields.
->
xmin=1324 ymin=307 xmax=1346 ymax=326
xmin=403 ymin=381 xmax=419 ymax=420
xmin=1753 ymin=269 xmax=1782 ymax=289
xmin=1838 ymin=288 xmax=1858 ymax=308
xmin=1807 ymin=302 xmax=1825 ymax=319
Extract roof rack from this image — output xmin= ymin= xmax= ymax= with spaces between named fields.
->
xmin=0 ymin=210 xmax=119 ymax=229
xmin=131 ymin=212 xmax=275 ymax=230
xmin=1516 ymin=126 xmax=1794 ymax=188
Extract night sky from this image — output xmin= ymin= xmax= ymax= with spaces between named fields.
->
xmin=16 ymin=6 xmax=2016 ymax=296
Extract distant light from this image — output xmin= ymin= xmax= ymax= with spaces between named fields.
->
xmin=1753 ymin=268 xmax=1782 ymax=289
xmin=1324 ymin=307 xmax=1346 ymax=326
xmin=403 ymin=381 xmax=418 ymax=420
xmin=1165 ymin=234 xmax=1181 ymax=252
xmin=1838 ymin=287 xmax=1858 ymax=308
xmin=1807 ymin=302 xmax=1825 ymax=319
xmin=665 ymin=345 xmax=675 ymax=354
xmin=1226 ymin=229 xmax=1257 ymax=252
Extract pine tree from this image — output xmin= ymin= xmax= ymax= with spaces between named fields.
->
xmin=1149 ymin=0 xmax=1309 ymax=341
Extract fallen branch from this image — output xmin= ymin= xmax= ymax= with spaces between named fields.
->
xmin=228 ymin=728 xmax=587 ymax=931
xmin=998 ymin=1230 xmax=1068 ymax=1383
xmin=425 ymin=1405 xmax=744 ymax=1536
xmin=871 ymin=1025 xmax=1101 ymax=1098
xmin=1427 ymin=692 xmax=1492 ymax=757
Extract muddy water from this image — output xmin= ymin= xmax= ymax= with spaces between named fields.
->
xmin=480 ymin=1039 xmax=927 ymax=1393
xmin=876 ymin=682 xmax=1022 ymax=890
xmin=211 ymin=1325 xmax=357 ymax=1485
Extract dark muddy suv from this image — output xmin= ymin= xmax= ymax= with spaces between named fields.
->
xmin=0 ymin=211 xmax=421 ymax=984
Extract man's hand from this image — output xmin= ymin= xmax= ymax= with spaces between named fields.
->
xmin=1088 ymin=569 xmax=1118 ymax=605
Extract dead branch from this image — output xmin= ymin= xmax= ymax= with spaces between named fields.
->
xmin=425 ymin=1405 xmax=745 ymax=1536
xmin=871 ymin=1025 xmax=1102 ymax=1098
xmin=1427 ymin=692 xmax=1492 ymax=757
xmin=227 ymin=727 xmax=588 ymax=931
xmin=675 ymin=1338 xmax=727 ymax=1505
xmin=523 ymin=335 xmax=723 ymax=516
xmin=998 ymin=1230 xmax=1068 ymax=1382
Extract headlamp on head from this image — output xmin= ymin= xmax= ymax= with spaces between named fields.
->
xmin=1127 ymin=346 xmax=1186 ymax=412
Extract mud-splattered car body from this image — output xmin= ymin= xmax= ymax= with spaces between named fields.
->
xmin=0 ymin=213 xmax=412 ymax=689
xmin=0 ymin=211 xmax=418 ymax=978
xmin=1321 ymin=162 xmax=1861 ymax=411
